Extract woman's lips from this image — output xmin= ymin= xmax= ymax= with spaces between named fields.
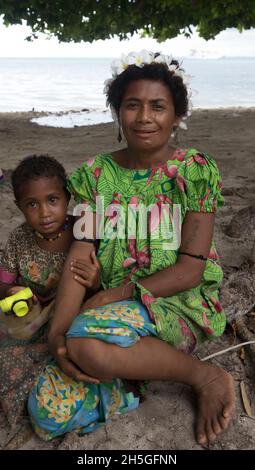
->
xmin=134 ymin=129 xmax=157 ymax=138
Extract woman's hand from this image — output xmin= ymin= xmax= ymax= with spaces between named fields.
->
xmin=83 ymin=283 xmax=133 ymax=309
xmin=48 ymin=333 xmax=100 ymax=384
xmin=70 ymin=251 xmax=100 ymax=291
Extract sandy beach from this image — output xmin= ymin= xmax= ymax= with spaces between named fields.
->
xmin=0 ymin=108 xmax=255 ymax=450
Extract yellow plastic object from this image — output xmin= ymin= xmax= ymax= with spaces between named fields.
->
xmin=12 ymin=300 xmax=29 ymax=317
xmin=0 ymin=288 xmax=33 ymax=317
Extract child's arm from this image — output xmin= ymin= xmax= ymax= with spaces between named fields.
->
xmin=0 ymin=283 xmax=27 ymax=299
xmin=0 ymin=230 xmax=19 ymax=300
xmin=48 ymin=240 xmax=100 ymax=383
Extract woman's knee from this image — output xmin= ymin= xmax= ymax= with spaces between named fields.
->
xmin=66 ymin=337 xmax=114 ymax=377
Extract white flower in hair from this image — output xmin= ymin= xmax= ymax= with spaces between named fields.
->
xmin=153 ymin=53 xmax=168 ymax=65
xmin=174 ymin=69 xmax=185 ymax=80
xmin=111 ymin=59 xmax=125 ymax=77
xmin=168 ymin=64 xmax=178 ymax=72
xmin=134 ymin=50 xmax=154 ymax=65
xmin=105 ymin=50 xmax=193 ymax=130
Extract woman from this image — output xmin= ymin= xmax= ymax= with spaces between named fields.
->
xmin=28 ymin=51 xmax=235 ymax=445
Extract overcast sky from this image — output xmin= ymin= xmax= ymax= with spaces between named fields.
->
xmin=0 ymin=18 xmax=255 ymax=58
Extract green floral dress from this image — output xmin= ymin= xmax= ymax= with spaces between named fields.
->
xmin=68 ymin=147 xmax=226 ymax=353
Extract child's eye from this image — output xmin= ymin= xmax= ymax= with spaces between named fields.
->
xmin=27 ymin=201 xmax=37 ymax=208
xmin=49 ymin=196 xmax=58 ymax=204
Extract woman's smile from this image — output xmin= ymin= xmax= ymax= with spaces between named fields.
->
xmin=133 ymin=128 xmax=158 ymax=138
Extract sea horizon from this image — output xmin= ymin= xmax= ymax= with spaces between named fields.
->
xmin=1 ymin=56 xmax=255 ymax=126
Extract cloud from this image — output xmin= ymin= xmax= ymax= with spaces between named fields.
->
xmin=0 ymin=18 xmax=254 ymax=58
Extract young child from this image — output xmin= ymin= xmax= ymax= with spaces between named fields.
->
xmin=0 ymin=154 xmax=100 ymax=426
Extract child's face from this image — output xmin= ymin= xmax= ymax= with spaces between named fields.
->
xmin=17 ymin=176 xmax=69 ymax=236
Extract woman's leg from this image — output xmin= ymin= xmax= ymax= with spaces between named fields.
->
xmin=66 ymin=336 xmax=235 ymax=445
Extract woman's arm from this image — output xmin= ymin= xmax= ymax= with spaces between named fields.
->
xmin=137 ymin=211 xmax=215 ymax=297
xmin=83 ymin=212 xmax=215 ymax=309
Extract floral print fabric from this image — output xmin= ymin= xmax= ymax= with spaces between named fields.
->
xmin=0 ymin=224 xmax=66 ymax=426
xmin=28 ymin=147 xmax=226 ymax=440
xmin=68 ymin=148 xmax=226 ymax=350
xmin=28 ymin=301 xmax=155 ymax=440
xmin=0 ymin=223 xmax=66 ymax=303
xmin=0 ymin=326 xmax=50 ymax=427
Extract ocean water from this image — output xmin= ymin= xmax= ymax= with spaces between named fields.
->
xmin=0 ymin=57 xmax=254 ymax=126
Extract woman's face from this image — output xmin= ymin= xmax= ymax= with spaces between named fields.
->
xmin=119 ymin=79 xmax=179 ymax=153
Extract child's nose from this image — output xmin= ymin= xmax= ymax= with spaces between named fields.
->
xmin=39 ymin=204 xmax=51 ymax=218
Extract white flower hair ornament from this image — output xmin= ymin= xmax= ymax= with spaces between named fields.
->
xmin=104 ymin=50 xmax=193 ymax=131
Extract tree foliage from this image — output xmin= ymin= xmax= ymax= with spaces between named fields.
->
xmin=0 ymin=0 xmax=254 ymax=42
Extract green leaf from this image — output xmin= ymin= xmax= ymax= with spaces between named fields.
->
xmin=0 ymin=1 xmax=254 ymax=42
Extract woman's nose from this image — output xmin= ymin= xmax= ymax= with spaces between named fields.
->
xmin=137 ymin=105 xmax=152 ymax=122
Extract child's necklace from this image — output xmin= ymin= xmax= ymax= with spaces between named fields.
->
xmin=34 ymin=216 xmax=71 ymax=242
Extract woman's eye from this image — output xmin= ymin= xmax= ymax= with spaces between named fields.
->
xmin=126 ymin=102 xmax=138 ymax=109
xmin=153 ymin=104 xmax=164 ymax=110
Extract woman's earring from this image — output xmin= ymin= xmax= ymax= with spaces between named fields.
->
xmin=171 ymin=125 xmax=180 ymax=146
xmin=118 ymin=127 xmax=122 ymax=143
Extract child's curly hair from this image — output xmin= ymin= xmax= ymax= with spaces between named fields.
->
xmin=11 ymin=154 xmax=70 ymax=201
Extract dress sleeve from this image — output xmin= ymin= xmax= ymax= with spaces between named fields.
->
xmin=178 ymin=150 xmax=224 ymax=212
xmin=0 ymin=230 xmax=18 ymax=284
xmin=67 ymin=159 xmax=98 ymax=211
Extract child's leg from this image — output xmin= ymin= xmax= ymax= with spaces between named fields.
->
xmin=66 ymin=336 xmax=235 ymax=445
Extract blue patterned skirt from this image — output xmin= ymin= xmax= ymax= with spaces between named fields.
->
xmin=28 ymin=300 xmax=156 ymax=440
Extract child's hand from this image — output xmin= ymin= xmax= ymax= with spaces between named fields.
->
xmin=6 ymin=285 xmax=38 ymax=304
xmin=7 ymin=285 xmax=27 ymax=296
xmin=70 ymin=251 xmax=100 ymax=291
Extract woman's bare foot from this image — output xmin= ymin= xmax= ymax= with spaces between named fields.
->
xmin=194 ymin=366 xmax=235 ymax=445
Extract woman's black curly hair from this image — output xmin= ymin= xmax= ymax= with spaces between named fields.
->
xmin=11 ymin=154 xmax=70 ymax=201
xmin=106 ymin=59 xmax=188 ymax=119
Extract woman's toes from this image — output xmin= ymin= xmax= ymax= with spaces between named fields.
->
xmin=206 ymin=422 xmax=217 ymax=443
xmin=197 ymin=433 xmax=207 ymax=445
xmin=219 ymin=414 xmax=230 ymax=431
xmin=222 ymin=401 xmax=235 ymax=419
xmin=196 ymin=418 xmax=207 ymax=444
xmin=212 ymin=416 xmax=222 ymax=435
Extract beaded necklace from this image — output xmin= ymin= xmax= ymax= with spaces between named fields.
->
xmin=34 ymin=216 xmax=71 ymax=242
